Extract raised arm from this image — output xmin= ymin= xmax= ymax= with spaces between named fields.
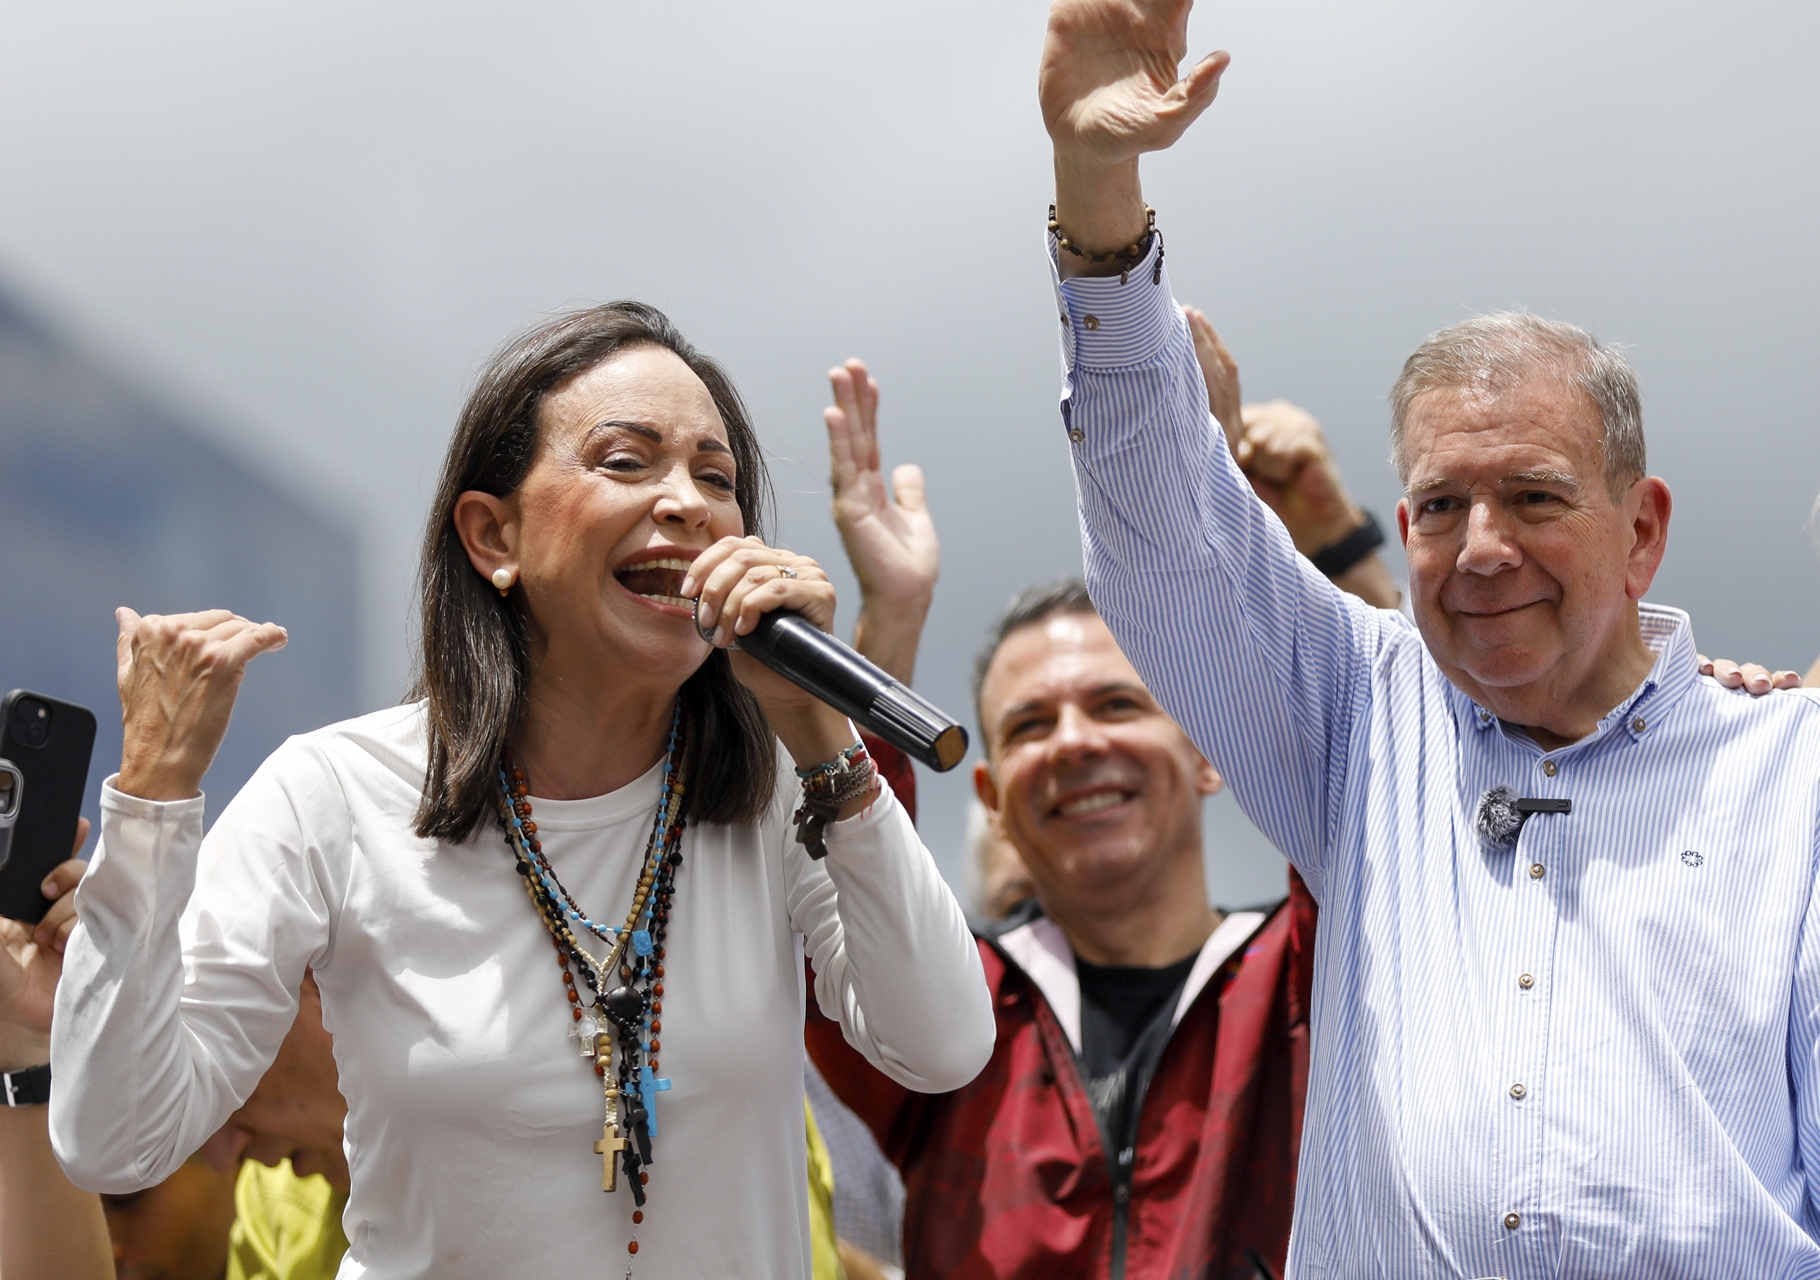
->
xmin=1039 ymin=0 xmax=1404 ymax=883
xmin=789 ymin=785 xmax=993 ymax=1095
xmin=51 ymin=608 xmax=321 ymax=1192
xmin=1788 ymin=834 xmax=1820 ymax=1229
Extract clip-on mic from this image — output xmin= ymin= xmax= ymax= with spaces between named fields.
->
xmin=695 ymin=603 xmax=969 ymax=773
xmin=1475 ymin=785 xmax=1572 ymax=849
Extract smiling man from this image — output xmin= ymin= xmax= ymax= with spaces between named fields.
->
xmin=1036 ymin=1 xmax=1820 ymax=1276
xmin=802 ymin=337 xmax=1400 ymax=1276
xmin=810 ymin=580 xmax=1317 ymax=1280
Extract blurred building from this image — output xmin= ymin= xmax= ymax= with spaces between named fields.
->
xmin=0 ymin=284 xmax=359 ymax=834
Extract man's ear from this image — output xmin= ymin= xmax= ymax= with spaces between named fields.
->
xmin=973 ymin=759 xmax=1014 ymax=843
xmin=1624 ymin=477 xmax=1672 ymax=602
xmin=973 ymin=759 xmax=1000 ymax=814
xmin=1396 ymin=496 xmax=1411 ymax=546
xmin=1195 ymin=754 xmax=1224 ymax=798
xmin=453 ymin=490 xmax=518 ymax=583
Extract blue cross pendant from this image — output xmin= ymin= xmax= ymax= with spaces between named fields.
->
xmin=639 ymin=1063 xmax=672 ymax=1136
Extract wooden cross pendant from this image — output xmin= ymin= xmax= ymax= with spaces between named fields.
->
xmin=596 ymin=1119 xmax=629 ymax=1192
xmin=595 ymin=1084 xmax=630 ymax=1192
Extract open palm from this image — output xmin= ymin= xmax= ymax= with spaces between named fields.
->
xmin=825 ymin=360 xmax=938 ymax=611
xmin=1039 ymin=0 xmax=1229 ymax=164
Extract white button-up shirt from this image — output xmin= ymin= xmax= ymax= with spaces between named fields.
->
xmin=1053 ymin=240 xmax=1820 ymax=1278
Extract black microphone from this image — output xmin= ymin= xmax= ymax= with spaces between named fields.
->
xmin=697 ymin=605 xmax=969 ymax=772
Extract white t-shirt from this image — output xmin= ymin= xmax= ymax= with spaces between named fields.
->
xmin=51 ymin=704 xmax=993 ymax=1279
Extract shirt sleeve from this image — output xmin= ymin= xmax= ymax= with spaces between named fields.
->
xmin=50 ymin=750 xmax=340 ymax=1193
xmin=787 ymin=777 xmax=993 ymax=1094
xmin=1789 ymin=827 xmax=1820 ymax=1228
xmin=1054 ymin=238 xmax=1401 ymax=888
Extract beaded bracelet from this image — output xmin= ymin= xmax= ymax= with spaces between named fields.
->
xmin=792 ymin=742 xmax=878 ymax=861
xmin=795 ymin=739 xmax=869 ymax=782
xmin=1048 ymin=204 xmax=1165 ymax=285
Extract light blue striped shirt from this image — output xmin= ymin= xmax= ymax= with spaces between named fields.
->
xmin=1051 ymin=241 xmax=1820 ymax=1279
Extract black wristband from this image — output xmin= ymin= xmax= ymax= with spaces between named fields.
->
xmin=1310 ymin=511 xmax=1386 ymax=578
xmin=1 ymin=1063 xmax=50 ymax=1107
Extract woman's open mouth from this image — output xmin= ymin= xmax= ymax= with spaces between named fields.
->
xmin=614 ymin=557 xmax=693 ymax=609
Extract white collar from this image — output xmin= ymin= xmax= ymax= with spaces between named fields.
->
xmin=996 ymin=910 xmax=1269 ymax=1055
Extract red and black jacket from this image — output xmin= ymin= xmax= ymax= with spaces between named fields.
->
xmin=808 ymin=745 xmax=1315 ymax=1280
xmin=819 ymin=742 xmax=1317 ymax=1280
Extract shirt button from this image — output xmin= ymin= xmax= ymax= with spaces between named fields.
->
xmin=1503 ymin=1211 xmax=1521 ymax=1230
xmin=1068 ymin=428 xmax=1085 ymax=444
xmin=1541 ymin=759 xmax=1557 ymax=777
xmin=1518 ymin=973 xmax=1534 ymax=989
xmin=1529 ymin=863 xmax=1545 ymax=880
xmin=1632 ymin=716 xmax=1646 ymax=733
xmin=1509 ymin=1082 xmax=1527 ymax=1099
xmin=1082 ymin=315 xmax=1100 ymax=331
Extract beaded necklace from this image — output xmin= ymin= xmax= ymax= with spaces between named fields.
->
xmin=496 ymin=700 xmax=688 ymax=1274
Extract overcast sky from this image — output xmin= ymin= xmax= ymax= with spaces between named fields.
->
xmin=3 ymin=1 xmax=1816 ymax=893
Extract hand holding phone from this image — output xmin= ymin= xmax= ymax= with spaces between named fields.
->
xmin=0 ymin=824 xmax=89 ymax=1061
xmin=0 ymin=692 xmax=96 ymax=925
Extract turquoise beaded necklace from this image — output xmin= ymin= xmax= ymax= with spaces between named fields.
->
xmin=496 ymin=699 xmax=688 ymax=1272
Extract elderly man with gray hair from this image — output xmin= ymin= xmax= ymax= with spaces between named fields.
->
xmin=1034 ymin=1 xmax=1820 ymax=1276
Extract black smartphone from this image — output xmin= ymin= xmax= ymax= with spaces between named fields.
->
xmin=0 ymin=691 xmax=97 ymax=923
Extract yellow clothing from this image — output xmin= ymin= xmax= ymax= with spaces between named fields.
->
xmin=224 ymin=1125 xmax=818 ymax=1279
xmin=807 ymin=1097 xmax=842 ymax=1280
xmin=227 ymin=1159 xmax=350 ymax=1280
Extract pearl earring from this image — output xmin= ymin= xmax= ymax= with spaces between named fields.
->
xmin=491 ymin=568 xmax=516 ymax=596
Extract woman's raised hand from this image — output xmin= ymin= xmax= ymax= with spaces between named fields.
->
xmin=115 ymin=608 xmax=289 ymax=802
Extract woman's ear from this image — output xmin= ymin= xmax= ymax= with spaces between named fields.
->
xmin=453 ymin=490 xmax=518 ymax=584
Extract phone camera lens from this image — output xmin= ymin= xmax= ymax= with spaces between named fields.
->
xmin=10 ymin=700 xmax=50 ymax=749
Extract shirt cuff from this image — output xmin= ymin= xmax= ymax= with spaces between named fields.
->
xmin=74 ymin=777 xmax=207 ymax=948
xmin=824 ymin=774 xmax=901 ymax=843
xmin=1047 ymin=233 xmax=1180 ymax=371
xmin=100 ymin=775 xmax=207 ymax=822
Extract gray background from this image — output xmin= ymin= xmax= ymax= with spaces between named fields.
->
xmin=2 ymin=1 xmax=1815 ymax=902
xmin=0 ymin=293 xmax=360 ymax=832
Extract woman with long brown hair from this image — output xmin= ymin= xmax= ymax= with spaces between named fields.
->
xmin=49 ymin=302 xmax=993 ymax=1278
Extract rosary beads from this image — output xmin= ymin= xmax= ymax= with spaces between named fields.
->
xmin=496 ymin=701 xmax=689 ymax=1273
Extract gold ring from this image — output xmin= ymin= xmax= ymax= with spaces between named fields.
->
xmin=778 ymin=565 xmax=798 ymax=580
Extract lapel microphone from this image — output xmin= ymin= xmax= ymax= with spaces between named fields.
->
xmin=1475 ymin=785 xmax=1572 ymax=850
